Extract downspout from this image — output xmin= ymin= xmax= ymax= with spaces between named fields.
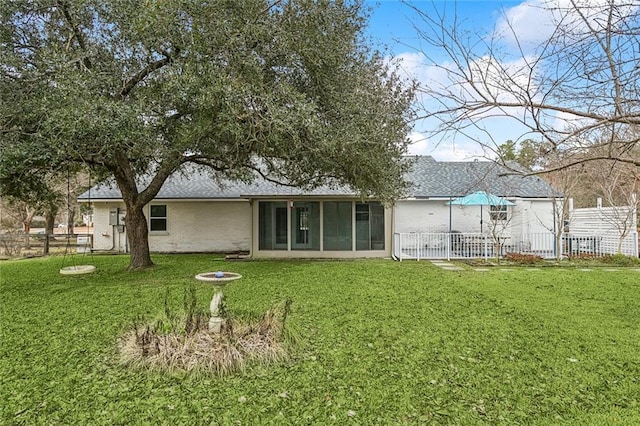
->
xmin=391 ymin=203 xmax=398 ymax=260
xmin=447 ymin=196 xmax=452 ymax=261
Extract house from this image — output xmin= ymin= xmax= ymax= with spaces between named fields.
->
xmin=79 ymin=156 xmax=561 ymax=258
xmin=397 ymin=156 xmax=560 ymax=235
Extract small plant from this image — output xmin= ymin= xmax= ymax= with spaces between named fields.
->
xmin=599 ymin=253 xmax=640 ymax=267
xmin=503 ymin=252 xmax=544 ymax=265
xmin=567 ymin=252 xmax=599 ymax=261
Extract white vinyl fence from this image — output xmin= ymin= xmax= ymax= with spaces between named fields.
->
xmin=393 ymin=231 xmax=639 ymax=261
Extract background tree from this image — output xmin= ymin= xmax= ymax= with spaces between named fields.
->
xmin=496 ymin=139 xmax=547 ymax=171
xmin=412 ymin=0 xmax=640 ymax=171
xmin=1 ymin=0 xmax=415 ymax=269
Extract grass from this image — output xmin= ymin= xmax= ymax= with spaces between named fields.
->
xmin=1 ymin=255 xmax=640 ymax=424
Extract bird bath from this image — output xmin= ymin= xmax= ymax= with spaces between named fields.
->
xmin=194 ymin=271 xmax=242 ymax=285
xmin=194 ymin=271 xmax=242 ymax=333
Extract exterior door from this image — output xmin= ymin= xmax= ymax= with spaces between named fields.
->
xmin=291 ymin=202 xmax=320 ymax=250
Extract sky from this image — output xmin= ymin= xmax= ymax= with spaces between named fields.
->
xmin=363 ymin=0 xmax=538 ymax=161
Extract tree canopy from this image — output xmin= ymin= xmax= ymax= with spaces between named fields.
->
xmin=1 ymin=0 xmax=415 ymax=269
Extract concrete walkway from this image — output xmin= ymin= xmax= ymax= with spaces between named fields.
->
xmin=429 ymin=260 xmax=464 ymax=271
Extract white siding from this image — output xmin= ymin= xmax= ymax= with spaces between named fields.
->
xmin=394 ymin=199 xmax=557 ymax=236
xmin=527 ymin=199 xmax=558 ymax=234
xmin=394 ymin=200 xmax=451 ymax=233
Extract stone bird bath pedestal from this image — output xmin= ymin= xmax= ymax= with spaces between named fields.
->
xmin=195 ymin=271 xmax=242 ymax=333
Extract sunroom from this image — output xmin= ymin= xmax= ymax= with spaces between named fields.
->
xmin=251 ymin=199 xmax=390 ymax=258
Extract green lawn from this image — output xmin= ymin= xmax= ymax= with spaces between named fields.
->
xmin=1 ymin=255 xmax=640 ymax=424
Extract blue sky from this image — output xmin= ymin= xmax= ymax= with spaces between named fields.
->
xmin=363 ymin=0 xmax=532 ymax=161
xmin=366 ymin=0 xmax=521 ymax=55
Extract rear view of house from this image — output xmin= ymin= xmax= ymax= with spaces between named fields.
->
xmin=80 ymin=156 xmax=562 ymax=258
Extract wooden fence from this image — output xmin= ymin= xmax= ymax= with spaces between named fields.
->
xmin=0 ymin=233 xmax=93 ymax=257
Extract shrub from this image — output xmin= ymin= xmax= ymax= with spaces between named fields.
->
xmin=504 ymin=252 xmax=544 ymax=265
xmin=119 ymin=285 xmax=293 ymax=374
xmin=599 ymin=253 xmax=640 ymax=266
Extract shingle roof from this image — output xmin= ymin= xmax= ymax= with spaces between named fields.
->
xmin=79 ymin=156 xmax=560 ymax=200
xmin=80 ymin=167 xmax=357 ymax=200
xmin=405 ymin=156 xmax=560 ymax=198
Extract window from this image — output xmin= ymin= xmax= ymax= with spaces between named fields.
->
xmin=149 ymin=205 xmax=167 ymax=231
xmin=257 ymin=200 xmax=384 ymax=252
xmin=490 ymin=204 xmax=508 ymax=221
xmin=259 ymin=202 xmax=288 ymax=250
xmin=356 ymin=202 xmax=385 ymax=250
xmin=323 ymin=202 xmax=352 ymax=250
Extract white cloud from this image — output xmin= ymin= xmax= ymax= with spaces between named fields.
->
xmin=495 ymin=0 xmax=556 ymax=47
xmin=393 ymin=49 xmax=541 ymax=158
xmin=407 ymin=131 xmax=429 ymax=155
xmin=496 ymin=0 xmax=639 ymax=49
xmin=407 ymin=131 xmax=485 ymax=161
xmin=394 ymin=0 xmax=640 ymax=161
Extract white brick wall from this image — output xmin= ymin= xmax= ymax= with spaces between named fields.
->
xmin=92 ymin=202 xmax=126 ymax=251
xmin=91 ymin=200 xmax=252 ymax=253
xmin=148 ymin=201 xmax=251 ymax=252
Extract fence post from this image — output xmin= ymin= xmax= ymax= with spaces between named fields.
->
xmin=43 ymin=232 xmax=50 ymax=255
xmin=484 ymin=235 xmax=488 ymax=261
xmin=446 ymin=232 xmax=451 ymax=261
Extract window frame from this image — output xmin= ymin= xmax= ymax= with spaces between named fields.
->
xmin=489 ymin=204 xmax=508 ymax=221
xmin=149 ymin=204 xmax=168 ymax=232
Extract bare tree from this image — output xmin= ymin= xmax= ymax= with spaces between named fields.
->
xmin=583 ymin=160 xmax=639 ymax=253
xmin=536 ymin=163 xmax=582 ymax=260
xmin=411 ymin=0 xmax=640 ymax=171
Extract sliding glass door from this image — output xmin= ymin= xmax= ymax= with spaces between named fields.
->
xmin=356 ymin=202 xmax=385 ymax=250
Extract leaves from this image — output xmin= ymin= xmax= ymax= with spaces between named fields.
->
xmin=1 ymin=0 xmax=415 ymax=267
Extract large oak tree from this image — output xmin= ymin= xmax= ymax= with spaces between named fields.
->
xmin=1 ymin=0 xmax=415 ymax=269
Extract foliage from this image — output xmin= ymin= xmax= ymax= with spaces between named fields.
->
xmin=503 ymin=252 xmax=544 ymax=265
xmin=0 ymin=0 xmax=415 ymax=269
xmin=496 ymin=139 xmax=547 ymax=171
xmin=599 ymin=254 xmax=640 ymax=267
xmin=121 ymin=286 xmax=292 ymax=374
xmin=2 ymin=256 xmax=640 ymax=424
xmin=567 ymin=253 xmax=640 ymax=267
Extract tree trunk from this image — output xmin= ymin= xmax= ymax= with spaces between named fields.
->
xmin=43 ymin=210 xmax=56 ymax=255
xmin=22 ymin=220 xmax=31 ymax=249
xmin=125 ymin=203 xmax=154 ymax=269
xmin=68 ymin=207 xmax=75 ymax=235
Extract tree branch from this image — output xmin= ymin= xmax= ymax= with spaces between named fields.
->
xmin=117 ymin=53 xmax=175 ymax=101
xmin=55 ymin=0 xmax=91 ymax=70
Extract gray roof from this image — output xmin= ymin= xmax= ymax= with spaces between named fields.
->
xmin=80 ymin=167 xmax=357 ymax=200
xmin=79 ymin=156 xmax=559 ymax=201
xmin=406 ymin=156 xmax=560 ymax=198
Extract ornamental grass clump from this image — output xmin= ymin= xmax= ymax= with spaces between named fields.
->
xmin=119 ymin=287 xmax=292 ymax=375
